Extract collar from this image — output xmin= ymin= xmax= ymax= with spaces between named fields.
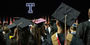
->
xmin=88 ymin=19 xmax=90 ymax=22
xmin=71 ymin=32 xmax=76 ymax=35
xmin=48 ymin=27 xmax=51 ymax=34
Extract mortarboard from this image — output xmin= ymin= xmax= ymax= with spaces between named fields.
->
xmin=52 ymin=2 xmax=80 ymax=26
xmin=32 ymin=18 xmax=46 ymax=27
xmin=7 ymin=23 xmax=16 ymax=29
xmin=32 ymin=18 xmax=46 ymax=24
xmin=14 ymin=18 xmax=32 ymax=28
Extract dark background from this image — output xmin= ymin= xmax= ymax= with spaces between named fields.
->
xmin=1 ymin=0 xmax=90 ymax=23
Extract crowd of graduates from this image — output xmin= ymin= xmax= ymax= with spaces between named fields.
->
xmin=0 ymin=8 xmax=90 ymax=45
xmin=0 ymin=16 xmax=84 ymax=45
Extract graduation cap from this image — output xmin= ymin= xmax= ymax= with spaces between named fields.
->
xmin=32 ymin=18 xmax=46 ymax=27
xmin=7 ymin=23 xmax=16 ymax=29
xmin=14 ymin=18 xmax=32 ymax=28
xmin=52 ymin=2 xmax=80 ymax=26
xmin=32 ymin=18 xmax=46 ymax=24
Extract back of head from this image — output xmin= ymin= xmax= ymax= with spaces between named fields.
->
xmin=3 ymin=26 xmax=10 ymax=33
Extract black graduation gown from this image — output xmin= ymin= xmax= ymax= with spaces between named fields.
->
xmin=0 ymin=29 xmax=6 ymax=45
xmin=28 ymin=31 xmax=36 ymax=45
xmin=43 ymin=27 xmax=56 ymax=45
xmin=4 ymin=31 xmax=11 ymax=45
xmin=76 ymin=21 xmax=90 ymax=45
xmin=70 ymin=34 xmax=84 ymax=45
xmin=58 ymin=33 xmax=65 ymax=45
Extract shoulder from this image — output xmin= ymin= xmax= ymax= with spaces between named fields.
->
xmin=83 ymin=21 xmax=88 ymax=24
xmin=78 ymin=21 xmax=88 ymax=27
xmin=51 ymin=33 xmax=56 ymax=38
xmin=66 ymin=33 xmax=73 ymax=42
xmin=51 ymin=32 xmax=57 ymax=40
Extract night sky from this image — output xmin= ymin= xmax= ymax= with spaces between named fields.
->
xmin=1 ymin=0 xmax=90 ymax=23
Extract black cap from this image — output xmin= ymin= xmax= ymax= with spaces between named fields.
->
xmin=52 ymin=2 xmax=80 ymax=26
xmin=7 ymin=23 xmax=16 ymax=29
xmin=14 ymin=18 xmax=32 ymax=28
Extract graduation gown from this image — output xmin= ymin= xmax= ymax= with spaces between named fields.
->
xmin=0 ymin=29 xmax=6 ymax=45
xmin=44 ymin=26 xmax=56 ymax=45
xmin=51 ymin=32 xmax=59 ymax=45
xmin=66 ymin=33 xmax=73 ymax=45
xmin=51 ymin=32 xmax=65 ymax=45
xmin=34 ymin=26 xmax=46 ymax=45
xmin=4 ymin=31 xmax=11 ymax=45
xmin=76 ymin=21 xmax=90 ymax=45
xmin=28 ymin=31 xmax=35 ymax=45
xmin=27 ymin=27 xmax=36 ymax=45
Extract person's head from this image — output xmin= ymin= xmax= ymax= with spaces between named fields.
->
xmin=3 ymin=26 xmax=10 ymax=33
xmin=88 ymin=8 xmax=90 ymax=19
xmin=29 ymin=25 xmax=32 ymax=28
xmin=44 ymin=21 xmax=50 ymax=28
xmin=29 ymin=25 xmax=35 ymax=31
xmin=56 ymin=20 xmax=65 ymax=33
xmin=56 ymin=20 xmax=67 ymax=30
xmin=70 ymin=26 xmax=76 ymax=31
xmin=70 ymin=23 xmax=77 ymax=33
xmin=56 ymin=20 xmax=60 ymax=27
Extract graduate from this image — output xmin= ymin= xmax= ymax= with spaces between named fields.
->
xmin=76 ymin=8 xmax=90 ymax=45
xmin=51 ymin=2 xmax=80 ymax=45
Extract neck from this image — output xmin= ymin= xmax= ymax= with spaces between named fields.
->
xmin=57 ymin=26 xmax=62 ymax=34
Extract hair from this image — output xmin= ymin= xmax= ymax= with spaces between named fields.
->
xmin=13 ymin=28 xmax=18 ymax=38
xmin=70 ymin=26 xmax=76 ymax=31
xmin=3 ymin=26 xmax=10 ymax=33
